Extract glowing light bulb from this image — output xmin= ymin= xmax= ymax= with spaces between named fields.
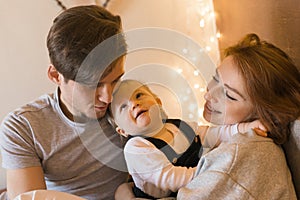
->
xmin=176 ymin=68 xmax=183 ymax=74
xmin=198 ymin=109 xmax=204 ymax=116
xmin=205 ymin=46 xmax=211 ymax=51
xmin=191 ymin=56 xmax=197 ymax=62
xmin=182 ymin=96 xmax=189 ymax=101
xmin=199 ymin=19 xmax=205 ymax=28
xmin=189 ymin=113 xmax=194 ymax=119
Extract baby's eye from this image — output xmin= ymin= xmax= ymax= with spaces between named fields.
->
xmin=120 ymin=103 xmax=127 ymax=110
xmin=136 ymin=92 xmax=144 ymax=99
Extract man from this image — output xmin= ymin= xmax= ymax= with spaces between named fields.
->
xmin=0 ymin=5 xmax=127 ymax=200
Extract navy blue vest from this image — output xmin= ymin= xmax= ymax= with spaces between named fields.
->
xmin=130 ymin=119 xmax=203 ymax=199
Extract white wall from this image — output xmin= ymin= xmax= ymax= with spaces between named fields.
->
xmin=0 ymin=0 xmax=59 ymax=121
xmin=0 ymin=0 xmax=61 ymax=189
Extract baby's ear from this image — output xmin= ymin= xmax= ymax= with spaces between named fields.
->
xmin=155 ymin=97 xmax=162 ymax=106
xmin=116 ymin=127 xmax=128 ymax=138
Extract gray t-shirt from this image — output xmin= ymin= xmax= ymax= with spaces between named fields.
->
xmin=0 ymin=89 xmax=128 ymax=200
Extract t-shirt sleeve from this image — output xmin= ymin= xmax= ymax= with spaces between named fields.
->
xmin=124 ymin=137 xmax=195 ymax=193
xmin=0 ymin=112 xmax=41 ymax=169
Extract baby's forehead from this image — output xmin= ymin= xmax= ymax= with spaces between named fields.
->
xmin=120 ymin=81 xmax=144 ymax=91
xmin=112 ymin=80 xmax=144 ymax=102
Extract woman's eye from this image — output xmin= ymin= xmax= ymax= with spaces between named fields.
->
xmin=226 ymin=91 xmax=237 ymax=101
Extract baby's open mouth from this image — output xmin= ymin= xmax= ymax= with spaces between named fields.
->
xmin=135 ymin=110 xmax=147 ymax=119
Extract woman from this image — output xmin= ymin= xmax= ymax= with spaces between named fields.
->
xmin=177 ymin=33 xmax=300 ymax=199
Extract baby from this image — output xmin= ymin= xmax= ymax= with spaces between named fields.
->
xmin=110 ymin=79 xmax=265 ymax=199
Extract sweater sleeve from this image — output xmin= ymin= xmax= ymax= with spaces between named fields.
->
xmin=177 ymin=143 xmax=253 ymax=200
xmin=124 ymin=137 xmax=195 ymax=195
xmin=177 ymin=169 xmax=253 ymax=200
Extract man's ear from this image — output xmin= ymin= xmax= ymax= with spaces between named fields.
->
xmin=116 ymin=127 xmax=128 ymax=138
xmin=47 ymin=64 xmax=61 ymax=85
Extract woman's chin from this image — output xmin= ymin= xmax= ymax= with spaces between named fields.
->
xmin=203 ymin=111 xmax=224 ymax=125
xmin=203 ymin=111 xmax=213 ymax=123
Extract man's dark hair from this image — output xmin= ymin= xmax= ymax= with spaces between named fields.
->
xmin=47 ymin=5 xmax=127 ymax=85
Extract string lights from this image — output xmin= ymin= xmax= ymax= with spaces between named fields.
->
xmin=54 ymin=0 xmax=111 ymax=10
xmin=174 ymin=0 xmax=221 ymax=124
xmin=55 ymin=0 xmax=67 ymax=10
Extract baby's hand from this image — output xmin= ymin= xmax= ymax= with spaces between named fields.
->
xmin=238 ymin=120 xmax=268 ymax=137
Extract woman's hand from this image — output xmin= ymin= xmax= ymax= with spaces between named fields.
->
xmin=238 ymin=120 xmax=268 ymax=137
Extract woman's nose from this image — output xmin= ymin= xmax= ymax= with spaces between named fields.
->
xmin=204 ymin=87 xmax=220 ymax=103
xmin=204 ymin=90 xmax=212 ymax=101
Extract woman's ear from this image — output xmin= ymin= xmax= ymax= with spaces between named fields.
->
xmin=116 ymin=127 xmax=128 ymax=138
xmin=47 ymin=64 xmax=61 ymax=85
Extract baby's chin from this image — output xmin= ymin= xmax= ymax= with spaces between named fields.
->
xmin=136 ymin=112 xmax=151 ymax=124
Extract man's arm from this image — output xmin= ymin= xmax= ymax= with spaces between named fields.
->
xmin=115 ymin=182 xmax=150 ymax=200
xmin=7 ymin=166 xmax=46 ymax=200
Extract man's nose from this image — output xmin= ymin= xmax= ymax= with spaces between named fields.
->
xmin=96 ymin=84 xmax=113 ymax=104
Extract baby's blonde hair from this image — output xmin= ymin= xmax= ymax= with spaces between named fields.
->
xmin=108 ymin=79 xmax=168 ymax=128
